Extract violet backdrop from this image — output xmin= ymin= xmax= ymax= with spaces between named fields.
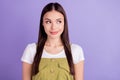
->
xmin=0 ymin=0 xmax=120 ymax=80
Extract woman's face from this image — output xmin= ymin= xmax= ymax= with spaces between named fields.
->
xmin=43 ymin=10 xmax=64 ymax=39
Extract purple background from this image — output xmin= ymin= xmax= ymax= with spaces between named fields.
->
xmin=0 ymin=0 xmax=120 ymax=80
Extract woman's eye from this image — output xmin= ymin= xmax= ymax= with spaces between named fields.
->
xmin=45 ymin=21 xmax=51 ymax=24
xmin=57 ymin=21 xmax=62 ymax=24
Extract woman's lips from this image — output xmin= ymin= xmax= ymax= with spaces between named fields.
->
xmin=50 ymin=31 xmax=58 ymax=35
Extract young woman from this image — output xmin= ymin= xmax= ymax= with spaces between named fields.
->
xmin=21 ymin=2 xmax=85 ymax=80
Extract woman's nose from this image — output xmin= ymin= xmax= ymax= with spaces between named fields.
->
xmin=51 ymin=22 xmax=56 ymax=30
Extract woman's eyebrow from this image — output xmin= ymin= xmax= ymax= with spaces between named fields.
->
xmin=44 ymin=18 xmax=63 ymax=21
xmin=56 ymin=18 xmax=63 ymax=20
xmin=44 ymin=18 xmax=51 ymax=20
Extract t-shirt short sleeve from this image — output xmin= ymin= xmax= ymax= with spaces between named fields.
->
xmin=71 ymin=44 xmax=85 ymax=64
xmin=21 ymin=43 xmax=36 ymax=64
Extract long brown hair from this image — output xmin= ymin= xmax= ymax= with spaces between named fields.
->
xmin=32 ymin=2 xmax=75 ymax=76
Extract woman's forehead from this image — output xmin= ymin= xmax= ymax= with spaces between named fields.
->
xmin=43 ymin=10 xmax=64 ymax=20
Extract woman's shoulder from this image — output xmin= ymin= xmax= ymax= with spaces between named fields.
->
xmin=70 ymin=43 xmax=85 ymax=64
xmin=25 ymin=42 xmax=37 ymax=54
xmin=21 ymin=42 xmax=37 ymax=64
xmin=71 ymin=43 xmax=83 ymax=50
xmin=27 ymin=42 xmax=37 ymax=48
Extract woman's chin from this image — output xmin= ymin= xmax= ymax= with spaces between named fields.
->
xmin=48 ymin=35 xmax=60 ymax=39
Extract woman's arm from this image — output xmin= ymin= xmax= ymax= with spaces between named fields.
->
xmin=74 ymin=61 xmax=84 ymax=80
xmin=22 ymin=62 xmax=32 ymax=80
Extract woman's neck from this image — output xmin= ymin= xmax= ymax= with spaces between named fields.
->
xmin=45 ymin=37 xmax=63 ymax=47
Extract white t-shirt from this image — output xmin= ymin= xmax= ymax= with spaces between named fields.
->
xmin=21 ymin=43 xmax=85 ymax=64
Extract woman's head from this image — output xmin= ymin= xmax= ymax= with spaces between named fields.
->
xmin=38 ymin=2 xmax=69 ymax=42
xmin=43 ymin=9 xmax=64 ymax=39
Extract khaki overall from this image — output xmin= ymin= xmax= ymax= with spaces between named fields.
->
xmin=32 ymin=58 xmax=73 ymax=80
